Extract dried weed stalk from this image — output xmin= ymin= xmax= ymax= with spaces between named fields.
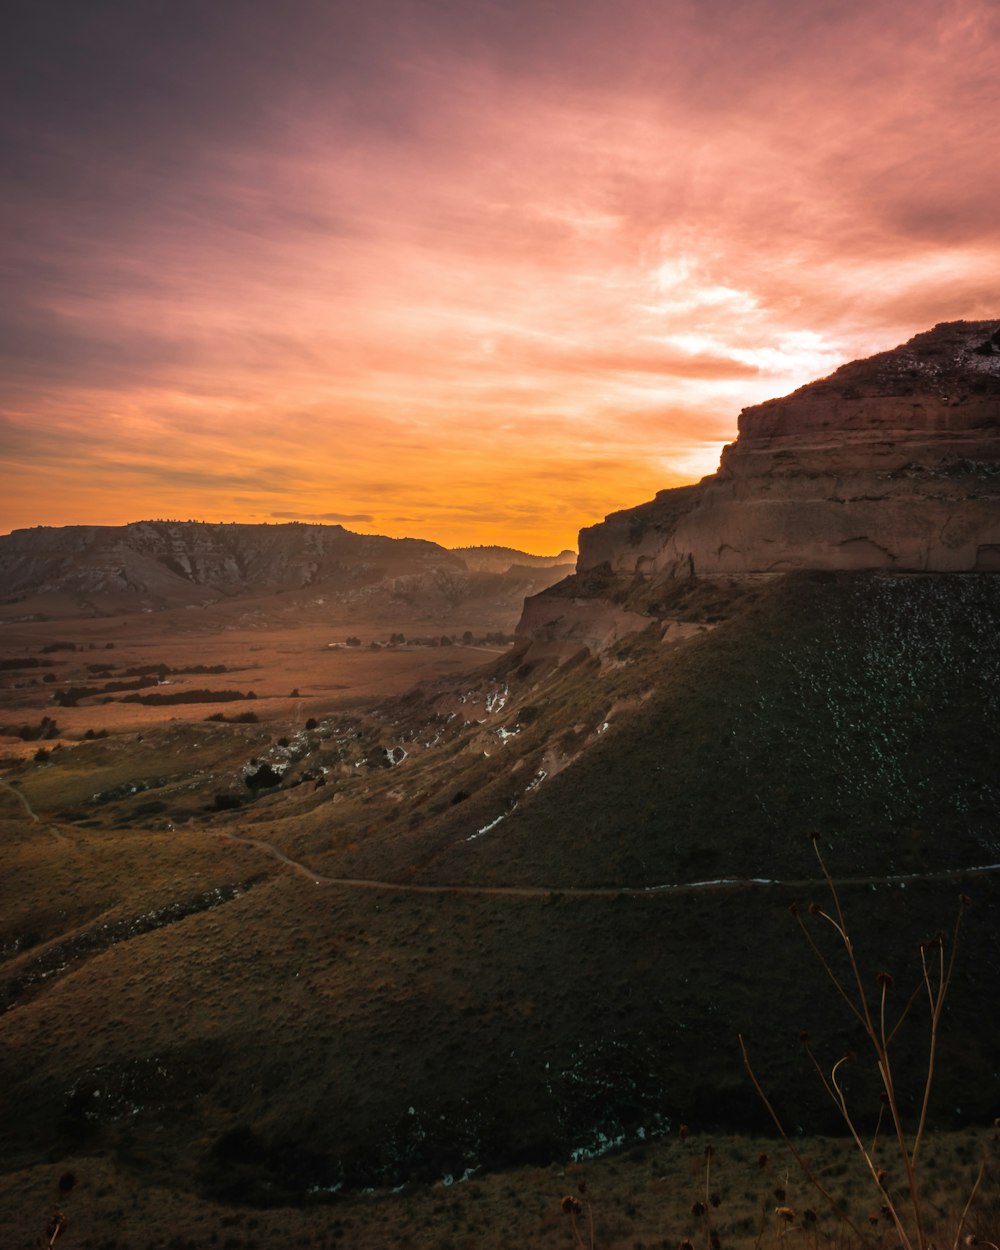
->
xmin=741 ymin=835 xmax=990 ymax=1250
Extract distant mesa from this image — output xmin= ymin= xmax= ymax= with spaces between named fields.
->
xmin=450 ymin=545 xmax=576 ymax=574
xmin=520 ymin=320 xmax=1000 ymax=651
xmin=0 ymin=521 xmax=571 ymax=620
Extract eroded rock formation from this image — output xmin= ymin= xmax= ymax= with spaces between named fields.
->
xmin=583 ymin=321 xmax=1000 ymax=579
xmin=519 ymin=320 xmax=1000 ymax=652
xmin=0 ymin=521 xmax=570 ymax=620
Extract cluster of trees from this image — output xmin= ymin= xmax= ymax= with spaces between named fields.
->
xmin=38 ymin=641 xmax=114 ymax=653
xmin=121 ymin=688 xmax=256 ymax=706
xmin=8 ymin=715 xmax=60 ymax=741
xmin=83 ymin=662 xmax=229 ymax=678
xmin=55 ymin=676 xmax=159 ymax=706
xmin=341 ymin=631 xmax=514 ymax=649
xmin=53 ymin=665 xmax=244 ymax=707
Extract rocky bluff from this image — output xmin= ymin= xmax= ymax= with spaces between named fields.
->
xmin=520 ymin=321 xmax=1000 ymax=653
xmin=0 ymin=521 xmax=573 ymax=620
xmin=0 ymin=521 xmax=463 ymax=607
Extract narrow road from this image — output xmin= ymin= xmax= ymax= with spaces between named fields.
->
xmin=221 ymin=830 xmax=1000 ymax=899
xmin=0 ymin=776 xmax=68 ymax=843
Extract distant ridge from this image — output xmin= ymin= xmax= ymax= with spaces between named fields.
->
xmin=0 ymin=521 xmax=571 ymax=619
xmin=450 ymin=545 xmax=576 ymax=573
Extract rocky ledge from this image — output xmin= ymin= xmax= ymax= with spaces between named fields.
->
xmin=519 ymin=320 xmax=1000 ymax=652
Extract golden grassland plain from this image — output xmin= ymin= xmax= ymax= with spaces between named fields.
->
xmin=0 ymin=599 xmax=514 ymax=751
xmin=3 ymin=1127 xmax=996 ymax=1250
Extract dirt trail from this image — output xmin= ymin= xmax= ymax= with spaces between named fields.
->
xmin=0 ymin=776 xmax=68 ymax=843
xmin=222 ymin=830 xmax=1000 ymax=899
xmin=5 ymin=777 xmax=997 ymax=899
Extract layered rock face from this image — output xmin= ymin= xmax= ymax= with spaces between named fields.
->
xmin=0 ymin=522 xmax=576 ymax=623
xmin=579 ymin=320 xmax=1000 ymax=579
xmin=0 ymin=521 xmax=462 ymax=605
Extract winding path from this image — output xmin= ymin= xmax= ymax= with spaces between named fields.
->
xmin=221 ymin=829 xmax=1000 ymax=899
xmin=5 ymin=778 xmax=998 ymax=899
xmin=0 ymin=776 xmax=68 ymax=843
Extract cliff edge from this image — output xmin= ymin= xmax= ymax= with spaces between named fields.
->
xmin=519 ymin=320 xmax=1000 ymax=652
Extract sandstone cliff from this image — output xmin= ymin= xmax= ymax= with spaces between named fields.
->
xmin=519 ymin=320 xmax=1000 ymax=651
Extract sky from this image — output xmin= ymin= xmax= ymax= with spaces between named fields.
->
xmin=2 ymin=0 xmax=998 ymax=553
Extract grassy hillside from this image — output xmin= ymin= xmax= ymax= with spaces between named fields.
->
xmin=414 ymin=572 xmax=1000 ymax=888
xmin=0 ymin=571 xmax=998 ymax=1236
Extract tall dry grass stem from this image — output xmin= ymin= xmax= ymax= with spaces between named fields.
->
xmin=561 ymin=1184 xmax=595 ymax=1250
xmin=742 ymin=835 xmax=989 ymax=1250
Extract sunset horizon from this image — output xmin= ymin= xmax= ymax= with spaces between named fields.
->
xmin=3 ymin=0 xmax=998 ymax=552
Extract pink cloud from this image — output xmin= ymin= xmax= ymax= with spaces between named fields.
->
xmin=2 ymin=0 xmax=998 ymax=550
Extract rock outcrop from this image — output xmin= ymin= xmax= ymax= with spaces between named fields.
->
xmin=0 ymin=521 xmax=462 ymax=606
xmin=0 ymin=521 xmax=569 ymax=620
xmin=519 ymin=320 xmax=1000 ymax=651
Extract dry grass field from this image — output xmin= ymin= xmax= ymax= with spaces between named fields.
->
xmin=2 ymin=1127 xmax=995 ymax=1250
xmin=1 ymin=573 xmax=998 ymax=1249
xmin=0 ymin=595 xmax=514 ymax=744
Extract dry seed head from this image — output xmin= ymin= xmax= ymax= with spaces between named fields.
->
xmin=868 ymin=1215 xmax=880 ymax=1226
xmin=799 ymin=1029 xmax=810 ymax=1044
xmin=808 ymin=832 xmax=820 ymax=842
xmin=577 ymin=1180 xmax=587 ymax=1196
xmin=679 ymin=1123 xmax=690 ymax=1141
xmin=808 ymin=902 xmax=822 ymax=916
xmin=710 ymin=1193 xmax=721 ymax=1208
xmin=704 ymin=1145 xmax=715 ymax=1159
xmin=710 ymin=1231 xmax=722 ymax=1250
xmin=877 ymin=971 xmax=894 ymax=988
xmin=876 ymin=1168 xmax=887 ymax=1186
xmin=960 ymin=894 xmax=971 ymax=907
xmin=803 ymin=1210 xmax=818 ymax=1224
xmin=774 ymin=1188 xmax=786 ymax=1201
xmin=775 ymin=1207 xmax=796 ymax=1223
xmin=757 ymin=1153 xmax=768 ymax=1169
xmin=692 ymin=1201 xmax=708 ymax=1217
xmin=680 ymin=1240 xmax=695 ymax=1250
xmin=880 ymin=1206 xmax=893 ymax=1220
xmin=561 ymin=1196 xmax=582 ymax=1216
xmin=788 ymin=903 xmax=799 ymax=916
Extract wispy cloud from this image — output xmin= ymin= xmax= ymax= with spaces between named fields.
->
xmin=2 ymin=0 xmax=998 ymax=549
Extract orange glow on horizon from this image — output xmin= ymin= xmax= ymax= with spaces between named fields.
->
xmin=2 ymin=0 xmax=998 ymax=553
